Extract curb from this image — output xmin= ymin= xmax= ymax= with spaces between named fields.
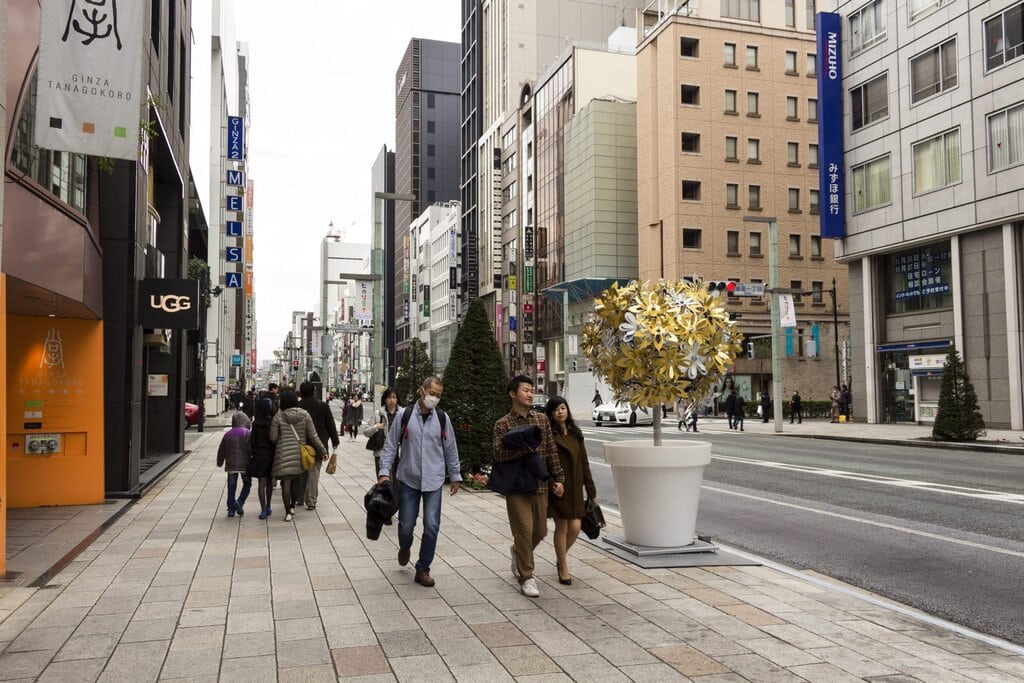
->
xmin=784 ymin=432 xmax=1024 ymax=456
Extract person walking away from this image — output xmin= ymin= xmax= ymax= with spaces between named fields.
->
xmin=592 ymin=389 xmax=603 ymax=408
xmin=299 ymin=381 xmax=340 ymax=511
xmin=733 ymin=391 xmax=746 ymax=431
xmin=840 ymin=384 xmax=852 ymax=420
xmin=830 ymin=386 xmax=841 ymax=422
xmin=341 ymin=397 xmax=352 ymax=438
xmin=676 ymin=397 xmax=687 ymax=431
xmin=378 ymin=376 xmax=462 ymax=588
xmin=270 ymin=389 xmax=326 ymax=522
xmin=544 ymin=397 xmax=596 ymax=585
xmin=217 ymin=412 xmax=252 ymax=517
xmin=345 ymin=394 xmax=364 ymax=441
xmin=760 ymin=391 xmax=771 ymax=423
xmin=247 ymin=396 xmax=277 ymax=519
xmin=687 ymin=398 xmax=700 ymax=432
xmin=790 ymin=390 xmax=802 ymax=424
xmin=725 ymin=389 xmax=738 ymax=429
xmin=364 ymin=388 xmax=401 ymax=477
xmin=494 ymin=375 xmax=565 ymax=598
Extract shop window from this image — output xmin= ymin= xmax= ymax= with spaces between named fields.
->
xmin=884 ymin=242 xmax=954 ymax=314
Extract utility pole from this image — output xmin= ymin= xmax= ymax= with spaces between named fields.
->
xmin=744 ymin=216 xmax=783 ymax=433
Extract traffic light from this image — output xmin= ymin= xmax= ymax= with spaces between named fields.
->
xmin=572 ymin=359 xmax=578 ymax=371
xmin=705 ymin=280 xmax=737 ymax=296
xmin=746 ymin=342 xmax=755 ymax=359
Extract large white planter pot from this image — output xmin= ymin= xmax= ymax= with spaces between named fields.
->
xmin=605 ymin=440 xmax=711 ymax=548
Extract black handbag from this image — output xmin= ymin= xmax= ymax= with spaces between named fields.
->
xmin=580 ymin=499 xmax=606 ymax=539
xmin=365 ymin=429 xmax=386 ymax=451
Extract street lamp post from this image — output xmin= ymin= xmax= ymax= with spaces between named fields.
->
xmin=373 ymin=192 xmax=415 ymax=407
xmin=743 ymin=216 xmax=783 ymax=433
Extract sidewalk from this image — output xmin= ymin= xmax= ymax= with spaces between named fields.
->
xmin=2 ymin=429 xmax=1023 ymax=681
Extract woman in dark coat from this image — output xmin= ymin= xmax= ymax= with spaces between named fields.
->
xmin=247 ymin=395 xmax=276 ymax=519
xmin=344 ymin=394 xmax=364 ymax=440
xmin=545 ymin=397 xmax=597 ymax=586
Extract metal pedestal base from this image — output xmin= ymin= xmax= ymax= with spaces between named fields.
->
xmin=602 ymin=533 xmax=718 ymax=556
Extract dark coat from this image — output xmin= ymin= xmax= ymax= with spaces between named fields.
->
xmin=548 ymin=430 xmax=596 ymax=520
xmin=216 ymin=412 xmax=252 ymax=472
xmin=364 ymin=481 xmax=398 ymax=540
xmin=734 ymin=395 xmax=747 ymax=417
xmin=725 ymin=393 xmax=737 ymax=416
xmin=247 ymin=420 xmax=275 ymax=478
xmin=299 ymin=396 xmax=340 ymax=453
xmin=344 ymin=400 xmax=364 ymax=427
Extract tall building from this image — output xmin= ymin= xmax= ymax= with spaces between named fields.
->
xmin=394 ymin=39 xmax=461 ymax=366
xmin=636 ymin=1 xmax=850 ymax=402
xmin=319 ymin=228 xmax=370 ymax=394
xmin=824 ymin=0 xmax=1023 ymax=428
xmin=408 ymin=202 xmax=461 ymax=371
xmin=460 ymin=0 xmax=651 ymax=330
xmin=371 ymin=146 xmax=397 ymax=386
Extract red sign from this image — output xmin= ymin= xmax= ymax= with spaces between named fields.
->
xmin=537 ymin=360 xmax=545 ymax=372
xmin=524 ymin=303 xmax=533 ymax=314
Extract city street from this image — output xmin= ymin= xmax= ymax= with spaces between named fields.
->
xmin=581 ymin=420 xmax=1024 ymax=646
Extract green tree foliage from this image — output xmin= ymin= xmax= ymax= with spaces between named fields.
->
xmin=187 ymin=257 xmax=211 ymax=310
xmin=932 ymin=346 xmax=985 ymax=441
xmin=441 ymin=298 xmax=509 ymax=475
xmin=394 ymin=338 xmax=436 ymax=405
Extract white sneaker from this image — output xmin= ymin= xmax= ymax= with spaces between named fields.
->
xmin=520 ymin=578 xmax=539 ymax=598
xmin=284 ymin=513 xmax=293 ymax=522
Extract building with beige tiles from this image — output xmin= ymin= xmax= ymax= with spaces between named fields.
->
xmin=637 ymin=1 xmax=851 ymax=405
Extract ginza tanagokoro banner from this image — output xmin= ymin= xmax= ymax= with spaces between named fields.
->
xmin=35 ymin=0 xmax=145 ymax=160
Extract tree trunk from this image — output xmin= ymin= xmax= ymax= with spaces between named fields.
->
xmin=653 ymin=404 xmax=663 ymax=446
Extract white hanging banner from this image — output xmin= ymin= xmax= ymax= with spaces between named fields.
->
xmin=779 ymin=294 xmax=797 ymax=328
xmin=35 ymin=0 xmax=145 ymax=160
xmin=355 ymin=281 xmax=374 ymax=325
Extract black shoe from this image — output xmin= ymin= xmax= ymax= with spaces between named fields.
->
xmin=558 ymin=577 xmax=572 ymax=586
xmin=398 ymin=548 xmax=410 ymax=566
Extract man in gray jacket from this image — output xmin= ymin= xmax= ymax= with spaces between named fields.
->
xmin=378 ymin=376 xmax=461 ymax=587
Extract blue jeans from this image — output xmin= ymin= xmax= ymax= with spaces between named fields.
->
xmin=396 ymin=480 xmax=442 ymax=571
xmin=227 ymin=473 xmax=252 ymax=511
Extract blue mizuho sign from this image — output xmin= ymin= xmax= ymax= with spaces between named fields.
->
xmin=816 ymin=12 xmax=845 ymax=239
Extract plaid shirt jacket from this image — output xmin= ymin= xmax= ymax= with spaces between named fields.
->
xmin=492 ymin=409 xmax=564 ymax=494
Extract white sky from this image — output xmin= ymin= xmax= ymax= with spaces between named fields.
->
xmin=234 ymin=2 xmax=460 ymax=363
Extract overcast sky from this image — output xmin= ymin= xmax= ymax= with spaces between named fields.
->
xmin=234 ymin=2 xmax=460 ymax=363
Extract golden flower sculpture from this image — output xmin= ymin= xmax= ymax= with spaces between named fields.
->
xmin=582 ymin=279 xmax=742 ymax=414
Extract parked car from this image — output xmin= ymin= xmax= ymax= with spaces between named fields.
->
xmin=184 ymin=402 xmax=199 ymax=429
xmin=592 ymin=402 xmax=654 ymax=427
xmin=531 ymin=393 xmax=550 ymax=412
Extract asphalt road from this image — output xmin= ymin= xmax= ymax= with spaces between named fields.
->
xmin=579 ymin=420 xmax=1024 ymax=646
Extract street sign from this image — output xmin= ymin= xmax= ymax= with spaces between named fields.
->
xmin=216 ymin=375 xmax=225 ymax=382
xmin=231 ymin=354 xmax=242 ymax=367
xmin=732 ymin=283 xmax=766 ymax=297
xmin=336 ymin=325 xmax=371 ymax=334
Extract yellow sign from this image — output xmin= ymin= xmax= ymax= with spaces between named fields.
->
xmin=509 ymin=276 xmax=517 ymax=290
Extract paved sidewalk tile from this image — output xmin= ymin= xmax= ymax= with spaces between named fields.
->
xmin=2 ymin=429 xmax=1023 ymax=682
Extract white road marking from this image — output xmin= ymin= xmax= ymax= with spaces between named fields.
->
xmin=710 ymin=454 xmax=1024 ymax=505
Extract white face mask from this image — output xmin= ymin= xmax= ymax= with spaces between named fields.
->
xmin=421 ymin=394 xmax=441 ymax=411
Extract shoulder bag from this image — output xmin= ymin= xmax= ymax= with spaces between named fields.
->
xmin=288 ymin=422 xmax=316 ymax=471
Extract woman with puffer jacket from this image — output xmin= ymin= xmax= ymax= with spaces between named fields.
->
xmin=270 ymin=389 xmax=326 ymax=522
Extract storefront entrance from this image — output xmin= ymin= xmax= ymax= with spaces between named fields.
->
xmin=877 ymin=341 xmax=951 ymax=424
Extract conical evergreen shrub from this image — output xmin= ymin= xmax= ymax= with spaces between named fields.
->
xmin=932 ymin=346 xmax=985 ymax=441
xmin=394 ymin=338 xmax=435 ymax=405
xmin=440 ymin=298 xmax=509 ymax=475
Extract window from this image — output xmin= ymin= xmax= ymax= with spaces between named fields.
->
xmin=988 ymin=102 xmax=1024 ymax=172
xmin=682 ymin=180 xmax=702 ymax=200
xmin=427 ymin=144 xmax=435 ymax=157
xmin=913 ymin=128 xmax=961 ymax=193
xmin=427 ymin=120 xmax=435 ymax=133
xmin=790 ymin=234 xmax=802 ymax=256
xmin=807 ymin=0 xmax=816 ymax=28
xmin=852 ymin=155 xmax=892 ymax=211
xmin=787 ymin=96 xmax=799 ymax=119
xmin=806 ymin=53 xmax=817 ymax=76
xmin=810 ymin=189 xmax=820 ymax=214
xmin=985 ymin=3 xmax=1024 ymax=71
xmin=811 ymin=235 xmax=822 ymax=257
xmin=747 ymin=91 xmax=760 ymax=115
xmin=427 ymin=92 xmax=435 ymax=108
xmin=788 ymin=142 xmax=800 ymax=165
xmin=808 ymin=98 xmax=818 ymax=121
xmin=747 ymin=45 xmax=759 ymax=69
xmin=811 ymin=281 xmax=824 ymax=304
xmin=726 ymin=183 xmax=739 ymax=207
xmin=682 ymin=132 xmax=701 ymax=153
xmin=786 ymin=0 xmax=796 ymax=27
xmin=789 ymin=188 xmax=801 ymax=212
xmin=682 ymin=228 xmax=702 ymax=249
xmin=747 ymin=138 xmax=760 ymax=162
xmin=727 ymin=230 xmax=740 ymax=254
xmin=851 ymin=73 xmax=888 ymax=130
xmin=681 ymin=84 xmax=701 ymax=105
xmin=911 ymin=39 xmax=957 ymax=103
xmin=725 ymin=136 xmax=738 ymax=160
xmin=910 ymin=0 xmax=950 ymax=22
xmin=885 ymin=243 xmax=954 ymax=314
xmin=851 ymin=0 xmax=886 ymax=54
xmin=428 ymin=167 xmax=435 ymax=180
xmin=786 ymin=51 xmax=798 ymax=74
xmin=809 ymin=143 xmax=819 ymax=167
xmin=749 ymin=185 xmax=762 ymax=210
xmin=724 ymin=42 xmax=737 ymax=66
xmin=725 ymin=89 xmax=738 ymax=113
xmin=791 ymin=280 xmax=804 ymax=303
xmin=750 ymin=232 xmax=762 ymax=255
xmin=681 ymin=36 xmax=700 ymax=57
xmin=721 ymin=0 xmax=760 ymax=21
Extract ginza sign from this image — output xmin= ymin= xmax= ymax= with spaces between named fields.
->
xmin=139 ymin=279 xmax=200 ymax=329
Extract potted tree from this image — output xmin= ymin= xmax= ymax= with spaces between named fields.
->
xmin=581 ymin=279 xmax=741 ymax=547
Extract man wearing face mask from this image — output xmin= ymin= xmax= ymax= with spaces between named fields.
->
xmin=378 ymin=376 xmax=462 ymax=587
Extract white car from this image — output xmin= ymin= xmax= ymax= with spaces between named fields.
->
xmin=592 ymin=402 xmax=654 ymax=427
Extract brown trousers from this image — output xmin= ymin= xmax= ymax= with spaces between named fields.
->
xmin=507 ymin=492 xmax=548 ymax=582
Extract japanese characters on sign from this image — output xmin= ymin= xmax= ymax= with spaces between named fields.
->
xmin=815 ymin=12 xmax=845 ymax=239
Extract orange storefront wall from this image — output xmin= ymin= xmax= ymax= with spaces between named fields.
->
xmin=5 ymin=314 xmax=104 ymax=508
